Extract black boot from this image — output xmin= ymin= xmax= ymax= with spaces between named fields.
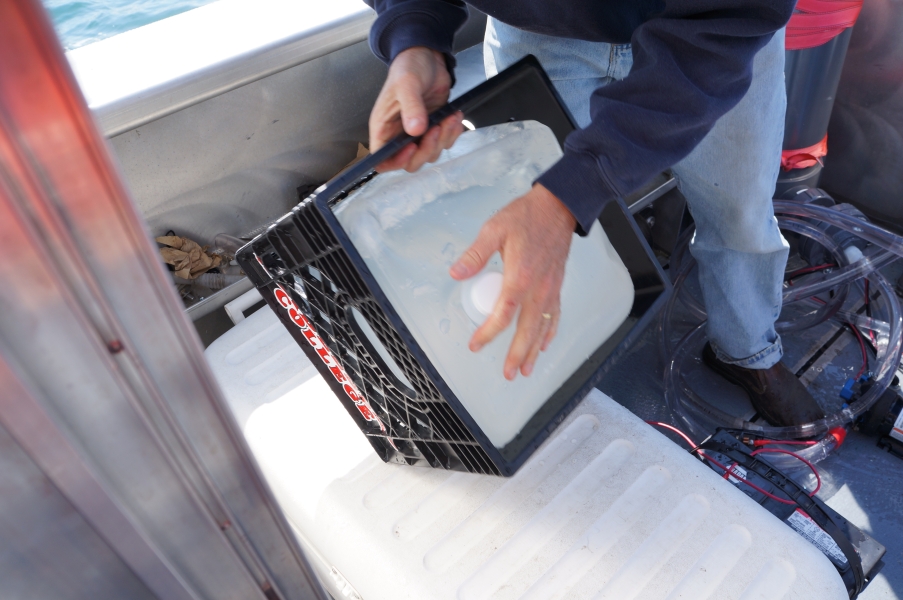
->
xmin=702 ymin=343 xmax=826 ymax=427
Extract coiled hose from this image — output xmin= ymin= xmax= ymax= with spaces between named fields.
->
xmin=661 ymin=200 xmax=903 ymax=468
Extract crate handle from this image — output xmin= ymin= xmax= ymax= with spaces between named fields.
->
xmin=346 ymin=305 xmax=418 ymax=399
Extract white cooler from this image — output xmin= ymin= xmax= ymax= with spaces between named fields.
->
xmin=206 ymin=307 xmax=848 ymax=600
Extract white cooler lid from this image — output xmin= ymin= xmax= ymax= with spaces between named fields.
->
xmin=206 ymin=307 xmax=848 ymax=600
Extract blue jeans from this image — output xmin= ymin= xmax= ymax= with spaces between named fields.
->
xmin=484 ymin=18 xmax=789 ymax=369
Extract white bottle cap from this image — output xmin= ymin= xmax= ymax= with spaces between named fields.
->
xmin=462 ymin=270 xmax=503 ymax=323
xmin=843 ymin=245 xmax=863 ymax=265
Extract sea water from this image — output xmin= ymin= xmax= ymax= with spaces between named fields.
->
xmin=335 ymin=122 xmax=634 ymax=448
xmin=43 ymin=0 xmax=216 ymax=50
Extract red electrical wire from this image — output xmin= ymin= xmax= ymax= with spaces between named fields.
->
xmin=702 ymin=454 xmax=798 ymax=506
xmin=646 ymin=421 xmax=698 ymax=449
xmin=785 ymin=263 xmax=836 ymax=281
xmin=849 ymin=321 xmax=869 ymax=380
xmin=864 ymin=280 xmax=878 ymax=347
xmin=723 ymin=461 xmax=739 ymax=481
xmin=646 ymin=422 xmax=799 ymax=505
xmin=753 ymin=439 xmax=817 ymax=447
xmin=751 ymin=448 xmax=822 ymax=496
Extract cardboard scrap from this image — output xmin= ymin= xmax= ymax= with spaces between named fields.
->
xmin=336 ymin=143 xmax=370 ymax=176
xmin=156 ymin=235 xmax=221 ymax=279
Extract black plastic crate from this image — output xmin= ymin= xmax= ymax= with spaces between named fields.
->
xmin=237 ymin=57 xmax=670 ymax=476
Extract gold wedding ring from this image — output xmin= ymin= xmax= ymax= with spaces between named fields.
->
xmin=541 ymin=312 xmax=552 ymax=320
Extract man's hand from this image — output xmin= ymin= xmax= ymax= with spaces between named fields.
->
xmin=450 ymin=184 xmax=577 ymax=380
xmin=369 ymin=46 xmax=463 ymax=172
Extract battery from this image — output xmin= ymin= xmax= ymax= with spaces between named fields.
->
xmin=859 ymin=385 xmax=903 ymax=459
xmin=699 ymin=430 xmax=886 ymax=598
xmin=876 ymin=394 xmax=903 ymax=457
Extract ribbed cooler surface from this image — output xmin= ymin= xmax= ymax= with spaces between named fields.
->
xmin=206 ymin=308 xmax=847 ymax=600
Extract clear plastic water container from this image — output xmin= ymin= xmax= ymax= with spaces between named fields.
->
xmin=335 ymin=121 xmax=635 ymax=449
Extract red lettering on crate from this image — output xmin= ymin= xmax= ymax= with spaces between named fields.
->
xmin=274 ymin=286 xmax=384 ymax=430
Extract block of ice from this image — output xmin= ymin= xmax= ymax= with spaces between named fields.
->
xmin=334 ymin=122 xmax=634 ymax=449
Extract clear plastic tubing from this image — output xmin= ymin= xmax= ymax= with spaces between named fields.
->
xmin=662 ymin=201 xmax=903 ymax=465
xmin=774 ymin=200 xmax=903 ymax=256
xmin=671 ymin=216 xmax=896 ymax=328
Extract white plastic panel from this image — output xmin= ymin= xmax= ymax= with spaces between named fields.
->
xmin=206 ymin=308 xmax=848 ymax=599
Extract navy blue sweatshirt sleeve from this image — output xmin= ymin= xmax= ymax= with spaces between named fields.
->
xmin=537 ymin=1 xmax=793 ymax=233
xmin=363 ymin=0 xmax=468 ymax=67
xmin=365 ymin=0 xmax=794 ymax=234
